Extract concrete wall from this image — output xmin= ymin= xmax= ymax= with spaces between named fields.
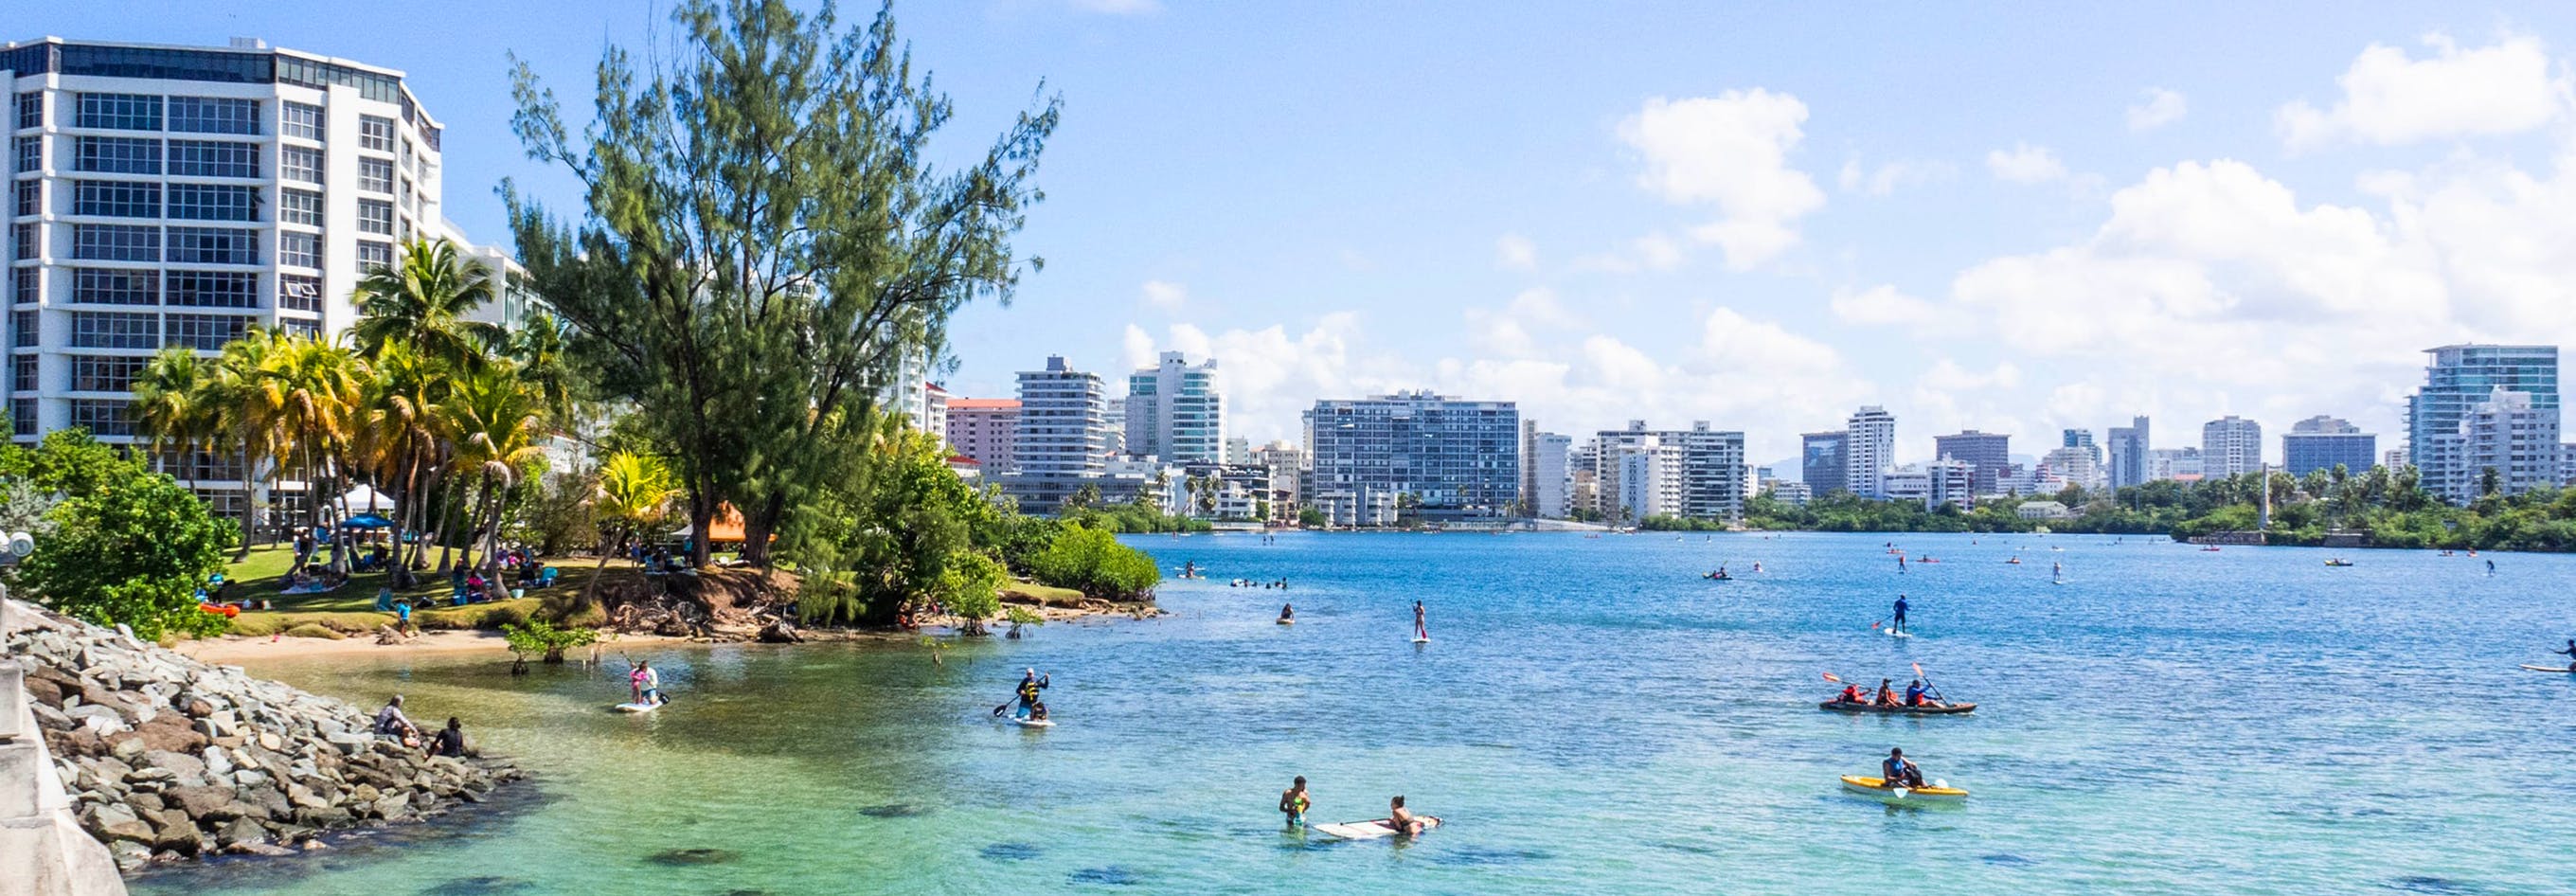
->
xmin=1 ymin=599 xmax=129 ymax=896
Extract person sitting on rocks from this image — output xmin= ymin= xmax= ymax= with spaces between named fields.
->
xmin=375 ymin=695 xmax=421 ymax=747
xmin=432 ymin=717 xmax=468 ymax=758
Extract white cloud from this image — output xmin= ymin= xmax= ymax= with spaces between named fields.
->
xmin=2277 ymin=32 xmax=2567 ymax=152
xmin=1140 ymin=279 xmax=1188 ymax=311
xmin=1838 ymin=157 xmax=1957 ymax=196
xmin=2127 ymin=87 xmax=2189 ymax=131
xmin=1986 ymin=142 xmax=2068 ymax=184
xmin=1494 ymin=233 xmax=1538 ymax=272
xmin=1121 ymin=324 xmax=1157 ymax=370
xmin=1573 ymin=232 xmax=1688 ymax=273
xmin=1829 ymin=284 xmax=1941 ymax=326
xmin=1700 ymin=306 xmax=1842 ymax=373
xmin=1618 ymin=91 xmax=1826 ymax=270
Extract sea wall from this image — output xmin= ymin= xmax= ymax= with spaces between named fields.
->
xmin=2 ymin=598 xmax=522 ymax=873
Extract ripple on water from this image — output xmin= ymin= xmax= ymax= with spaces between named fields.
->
xmin=418 ymin=878 xmax=536 ymax=896
xmin=647 ymin=848 xmax=739 ymax=866
xmin=1067 ymin=866 xmax=1146 ymax=887
xmin=2388 ymin=877 xmax=2485 ymax=894
xmin=1981 ymin=853 xmax=2037 ymax=867
xmin=1428 ymin=846 xmax=1553 ymax=867
xmin=857 ymin=803 xmax=930 ymax=818
xmin=978 ymin=842 xmax=1043 ymax=862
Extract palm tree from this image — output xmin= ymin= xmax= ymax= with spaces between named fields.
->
xmin=443 ymin=365 xmax=546 ymax=575
xmin=350 ymin=238 xmax=503 ymax=368
xmin=583 ymin=450 xmax=678 ymax=608
xmin=262 ymin=336 xmax=364 ymax=561
xmin=360 ymin=343 xmax=449 ymax=586
xmin=132 ymin=347 xmax=216 ymax=463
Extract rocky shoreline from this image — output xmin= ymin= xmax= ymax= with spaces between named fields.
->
xmin=5 ymin=600 xmax=523 ymax=874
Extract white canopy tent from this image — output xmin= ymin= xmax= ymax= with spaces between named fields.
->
xmin=339 ymin=485 xmax=394 ymax=512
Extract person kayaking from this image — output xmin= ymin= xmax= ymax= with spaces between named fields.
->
xmin=1413 ymin=600 xmax=1428 ymax=641
xmin=1875 ymin=678 xmax=1899 ymax=707
xmin=1891 ymin=594 xmax=1909 ymax=634
xmin=1386 ymin=796 xmax=1428 ymax=837
xmin=1882 ymin=747 xmax=1924 ymax=788
xmin=1904 ymin=679 xmax=1937 ymax=708
xmin=1836 ymin=683 xmax=1865 ymax=705
xmin=1279 ymin=603 xmax=1295 ymax=623
xmin=1279 ymin=776 xmax=1312 ymax=827
xmin=1012 ymin=669 xmax=1049 ymax=719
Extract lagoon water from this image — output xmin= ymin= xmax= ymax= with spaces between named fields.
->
xmin=132 ymin=531 xmax=2575 ymax=895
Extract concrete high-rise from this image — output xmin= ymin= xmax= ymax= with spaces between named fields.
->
xmin=1588 ymin=421 xmax=1747 ymax=522
xmin=1845 ymin=405 xmax=1896 ymax=499
xmin=1800 ymin=430 xmax=1848 ymax=496
xmin=1123 ymin=350 xmax=1223 ymax=464
xmin=2106 ymin=416 xmax=2149 ymax=489
xmin=1006 ymin=356 xmax=1110 ymax=509
xmin=1932 ymin=430 xmax=2010 ymax=494
xmin=1528 ymin=431 xmax=1571 ymax=518
xmin=943 ymin=398 xmax=1020 ymax=472
xmin=1303 ymin=391 xmax=1519 ymax=523
xmin=2202 ymin=416 xmax=2263 ymax=478
xmin=2409 ymin=345 xmax=2558 ymax=504
xmin=5 ymin=37 xmax=523 ymax=520
xmin=2281 ymin=415 xmax=2376 ymax=477
xmin=2454 ymin=389 xmax=2560 ymax=501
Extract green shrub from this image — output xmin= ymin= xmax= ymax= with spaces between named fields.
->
xmin=1026 ymin=524 xmax=1161 ymax=600
xmin=503 ymin=618 xmax=599 ymax=663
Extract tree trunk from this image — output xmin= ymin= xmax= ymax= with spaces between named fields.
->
xmin=433 ymin=472 xmax=459 ymax=577
xmin=741 ymin=492 xmax=785 ymax=569
xmin=233 ymin=442 xmax=258 ymax=562
xmin=688 ymin=490 xmax=716 ymax=568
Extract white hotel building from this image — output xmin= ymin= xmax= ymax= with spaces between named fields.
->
xmin=5 ymin=37 xmax=522 ymax=518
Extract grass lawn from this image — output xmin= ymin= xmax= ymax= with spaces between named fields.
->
xmin=214 ymin=545 xmax=621 ymax=636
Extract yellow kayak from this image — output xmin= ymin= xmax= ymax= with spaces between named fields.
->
xmin=1840 ymin=775 xmax=1968 ymax=802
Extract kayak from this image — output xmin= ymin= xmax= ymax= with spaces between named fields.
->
xmin=2518 ymin=664 xmax=2576 ymax=673
xmin=1819 ymin=701 xmax=1977 ymax=715
xmin=1840 ymin=776 xmax=1967 ymax=802
xmin=1311 ymin=816 xmax=1441 ymax=839
xmin=613 ymin=702 xmax=659 ymax=713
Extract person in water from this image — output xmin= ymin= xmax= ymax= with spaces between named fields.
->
xmin=1875 ymin=678 xmax=1899 ymax=707
xmin=432 ymin=717 xmax=468 ymax=757
xmin=1279 ymin=776 xmax=1311 ymax=827
xmin=1883 ymin=748 xmax=1924 ymax=787
xmin=1013 ymin=669 xmax=1049 ymax=719
xmin=637 ymin=660 xmax=665 ymax=706
xmin=2554 ymin=638 xmax=2576 ymax=672
xmin=1279 ymin=603 xmax=1295 ymax=622
xmin=1891 ymin=595 xmax=1909 ymax=634
xmin=1413 ymin=600 xmax=1427 ymax=640
xmin=1386 ymin=795 xmax=1427 ymax=837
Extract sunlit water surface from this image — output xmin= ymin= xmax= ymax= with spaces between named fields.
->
xmin=130 ymin=531 xmax=2576 ymax=895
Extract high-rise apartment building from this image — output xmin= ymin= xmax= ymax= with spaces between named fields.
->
xmin=1525 ymin=428 xmax=1571 ymax=518
xmin=2105 ymin=416 xmax=2149 ymax=489
xmin=943 ymin=398 xmax=1020 ymax=472
xmin=1615 ymin=440 xmax=1683 ymax=520
xmin=1932 ymin=430 xmax=2009 ymax=495
xmin=1007 ymin=355 xmax=1110 ymax=509
xmin=2062 ymin=428 xmax=2101 ymax=467
xmin=1800 ymin=430 xmax=1848 ymax=496
xmin=1845 ymin=405 xmax=1896 ymax=499
xmin=1123 ymin=350 xmax=1223 ymax=463
xmin=2409 ymin=345 xmax=2558 ymax=504
xmin=2202 ymin=416 xmax=2263 ymax=478
xmin=4 ymin=37 xmax=516 ymax=519
xmin=2281 ymin=415 xmax=2376 ymax=477
xmin=2040 ymin=445 xmax=2105 ymax=491
xmin=1303 ymin=391 xmax=1519 ymax=523
xmin=1588 ymin=421 xmax=1747 ymax=522
xmin=2454 ymin=389 xmax=2560 ymax=502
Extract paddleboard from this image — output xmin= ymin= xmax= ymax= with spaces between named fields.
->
xmin=1011 ymin=717 xmax=1056 ymax=727
xmin=1411 ymin=636 xmax=1431 ymax=644
xmin=614 ymin=702 xmax=659 ymax=713
xmin=2519 ymin=664 xmax=2576 ymax=673
xmin=1276 ymin=618 xmax=1295 ymax=625
xmin=1886 ymin=631 xmax=1913 ymax=638
xmin=1312 ymin=816 xmax=1441 ymax=839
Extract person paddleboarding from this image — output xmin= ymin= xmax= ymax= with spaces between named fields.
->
xmin=996 ymin=668 xmax=1049 ymax=720
xmin=1412 ymin=600 xmax=1429 ymax=642
xmin=1891 ymin=594 xmax=1909 ymax=635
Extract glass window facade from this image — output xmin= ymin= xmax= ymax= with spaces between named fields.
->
xmin=9 ymin=311 xmax=34 ymax=348
xmin=358 ymin=156 xmax=393 ymax=193
xmin=10 ymin=223 xmax=30 ymax=260
xmin=280 ymin=145 xmax=323 ymax=184
xmin=12 ymin=354 xmax=33 ymax=392
xmin=167 ymin=140 xmax=257 ymax=177
xmin=73 ymin=136 xmax=160 ymax=174
xmin=357 ymin=198 xmax=392 ymax=234
xmin=69 ymin=354 xmax=147 ymax=393
xmin=68 ymin=399 xmax=135 ymax=437
xmin=71 ymin=268 xmax=157 ymax=305
xmin=359 ymin=115 xmax=394 ymax=152
xmin=58 ymin=45 xmax=270 ymax=84
xmin=72 ymin=224 xmax=158 ymax=261
xmin=167 ymin=97 xmax=260 ymax=134
xmin=75 ymin=93 xmax=162 ymax=131
xmin=281 ymin=101 xmax=324 ymax=141
xmin=276 ymin=57 xmax=401 ymax=103
xmin=279 ymin=188 xmax=322 ymax=225
xmin=278 ymin=231 xmax=320 ymax=269
xmin=69 ymin=311 xmax=157 ymax=349
xmin=14 ymin=135 xmax=39 ymax=173
xmin=72 ymin=180 xmax=160 ymax=218
xmin=277 ymin=273 xmax=321 ymax=312
xmin=166 ymin=183 xmax=259 ymax=222
xmin=166 ymin=226 xmax=259 ymax=264
xmin=13 ymin=92 xmax=40 ymax=130
xmin=356 ymin=239 xmax=392 ymax=274
xmin=12 ymin=179 xmax=36 ymax=217
xmin=11 ymin=268 xmax=36 ymax=305
xmin=166 ymin=314 xmax=245 ymax=350
xmin=165 ymin=270 xmax=259 ymax=308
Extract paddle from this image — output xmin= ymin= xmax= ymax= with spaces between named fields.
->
xmin=1911 ymin=662 xmax=1951 ymax=705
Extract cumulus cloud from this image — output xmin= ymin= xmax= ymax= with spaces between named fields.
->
xmin=2127 ymin=87 xmax=2189 ymax=131
xmin=1140 ymin=279 xmax=1188 ymax=311
xmin=2277 ymin=32 xmax=2567 ymax=152
xmin=1618 ymin=91 xmax=1827 ymax=270
xmin=1830 ymin=284 xmax=1941 ymax=326
xmin=1986 ymin=142 xmax=2069 ymax=184
xmin=1494 ymin=233 xmax=1538 ymax=271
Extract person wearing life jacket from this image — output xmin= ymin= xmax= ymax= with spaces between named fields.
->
xmin=1836 ymin=684 xmax=1865 ymax=705
xmin=1013 ymin=669 xmax=1049 ymax=720
xmin=1882 ymin=748 xmax=1924 ymax=787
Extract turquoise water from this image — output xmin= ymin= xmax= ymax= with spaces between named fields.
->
xmin=131 ymin=531 xmax=2576 ymax=895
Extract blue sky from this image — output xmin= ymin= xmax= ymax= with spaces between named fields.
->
xmin=27 ymin=1 xmax=2576 ymax=465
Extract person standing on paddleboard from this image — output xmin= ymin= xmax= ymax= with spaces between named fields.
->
xmin=1014 ymin=669 xmax=1048 ymax=720
xmin=1279 ymin=777 xmax=1311 ymax=827
xmin=1413 ymin=600 xmax=1427 ymax=640
xmin=1891 ymin=594 xmax=1909 ymax=634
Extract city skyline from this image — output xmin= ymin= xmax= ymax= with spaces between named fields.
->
xmin=21 ymin=4 xmax=2576 ymax=464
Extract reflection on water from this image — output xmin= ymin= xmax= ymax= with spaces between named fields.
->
xmin=131 ymin=532 xmax=2576 ymax=895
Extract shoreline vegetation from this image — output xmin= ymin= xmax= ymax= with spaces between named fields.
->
xmin=1683 ymin=466 xmax=2576 ymax=552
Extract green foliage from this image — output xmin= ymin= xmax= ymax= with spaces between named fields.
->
xmin=510 ymin=469 xmax=599 ymax=556
xmin=1638 ymin=514 xmax=1728 ymax=531
xmin=502 ymin=618 xmax=599 ymax=662
xmin=1025 ymin=524 xmax=1161 ymax=600
xmin=936 ymin=550 xmax=1007 ymax=623
xmin=1061 ymin=504 xmax=1209 ymax=534
xmin=14 ymin=433 xmax=235 ymax=640
xmin=782 ymin=415 xmax=1009 ymax=625
xmin=1297 ymin=506 xmax=1328 ymax=529
xmin=505 ymin=0 xmax=1060 ymax=564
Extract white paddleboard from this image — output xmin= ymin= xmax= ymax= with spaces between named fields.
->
xmin=1277 ymin=618 xmax=1295 ymax=625
xmin=1312 ymin=816 xmax=1441 ymax=839
xmin=1012 ymin=717 xmax=1056 ymax=727
xmin=2519 ymin=664 xmax=2576 ymax=672
xmin=614 ymin=702 xmax=659 ymax=713
xmin=1887 ymin=631 xmax=1913 ymax=638
xmin=1411 ymin=636 xmax=1430 ymax=644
